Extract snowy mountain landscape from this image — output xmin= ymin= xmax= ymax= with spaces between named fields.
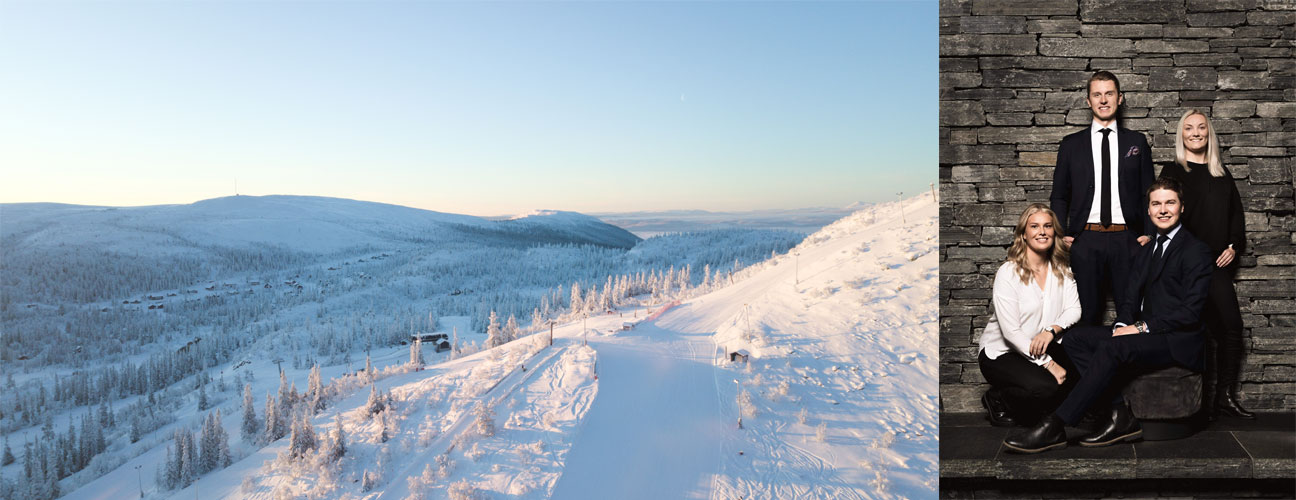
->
xmin=0 ymin=193 xmax=937 ymax=500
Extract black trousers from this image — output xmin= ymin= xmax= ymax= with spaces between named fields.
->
xmin=1069 ymin=229 xmax=1141 ymax=325
xmin=979 ymin=343 xmax=1072 ymax=425
xmin=1204 ymin=266 xmax=1246 ymax=391
xmin=1055 ymin=325 xmax=1178 ymax=425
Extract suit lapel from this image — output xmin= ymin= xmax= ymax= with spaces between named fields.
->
xmin=1116 ymin=128 xmax=1136 ymax=201
xmin=1080 ymin=129 xmax=1096 ymax=202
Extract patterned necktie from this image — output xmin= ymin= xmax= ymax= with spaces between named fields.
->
xmin=1100 ymin=128 xmax=1113 ymax=227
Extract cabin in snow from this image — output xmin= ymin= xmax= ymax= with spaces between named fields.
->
xmin=729 ymin=349 xmax=750 ymax=364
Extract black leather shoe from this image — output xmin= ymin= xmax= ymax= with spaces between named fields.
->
xmin=982 ymin=391 xmax=1016 ymax=427
xmin=1003 ymin=414 xmax=1067 ymax=453
xmin=1216 ymin=391 xmax=1255 ymax=420
xmin=1080 ymin=403 xmax=1142 ymax=447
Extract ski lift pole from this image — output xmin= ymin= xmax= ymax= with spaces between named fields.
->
xmin=734 ymin=379 xmax=743 ymax=429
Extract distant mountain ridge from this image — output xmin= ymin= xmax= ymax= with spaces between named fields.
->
xmin=591 ymin=203 xmax=869 ymax=238
xmin=0 ymin=195 xmax=642 ymax=256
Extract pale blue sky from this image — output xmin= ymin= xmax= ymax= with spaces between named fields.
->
xmin=0 ymin=1 xmax=935 ymax=216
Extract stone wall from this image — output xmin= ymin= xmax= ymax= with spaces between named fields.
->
xmin=938 ymin=0 xmax=1295 ymax=412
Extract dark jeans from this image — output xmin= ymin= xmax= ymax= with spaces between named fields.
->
xmin=979 ymin=343 xmax=1073 ymax=425
xmin=1069 ymin=229 xmax=1141 ymax=325
xmin=1055 ymin=325 xmax=1178 ymax=425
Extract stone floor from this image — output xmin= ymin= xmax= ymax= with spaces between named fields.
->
xmin=940 ymin=411 xmax=1295 ymax=498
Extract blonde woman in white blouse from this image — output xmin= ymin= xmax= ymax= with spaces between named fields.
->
xmin=978 ymin=203 xmax=1083 ymax=427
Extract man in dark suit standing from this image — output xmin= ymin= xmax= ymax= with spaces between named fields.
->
xmin=1050 ymin=71 xmax=1155 ymax=325
xmin=1004 ymin=177 xmax=1213 ymax=453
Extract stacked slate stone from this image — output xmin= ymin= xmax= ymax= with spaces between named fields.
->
xmin=938 ymin=0 xmax=1294 ymax=413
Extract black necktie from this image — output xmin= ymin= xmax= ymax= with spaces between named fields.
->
xmin=1153 ymin=234 xmax=1168 ymax=261
xmin=1100 ymin=128 xmax=1113 ymax=227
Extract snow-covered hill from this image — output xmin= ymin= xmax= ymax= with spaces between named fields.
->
xmin=1 ymin=195 xmax=640 ymax=256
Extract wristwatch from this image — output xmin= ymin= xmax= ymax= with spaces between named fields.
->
xmin=1135 ymin=321 xmax=1148 ymax=334
xmin=1044 ymin=326 xmax=1058 ymax=337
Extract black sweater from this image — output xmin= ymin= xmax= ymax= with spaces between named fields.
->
xmin=1158 ymin=161 xmax=1246 ymax=265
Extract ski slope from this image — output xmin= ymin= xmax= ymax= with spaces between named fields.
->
xmin=551 ymin=324 xmax=724 ymax=499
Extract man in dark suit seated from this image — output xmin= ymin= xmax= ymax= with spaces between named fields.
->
xmin=1004 ymin=177 xmax=1213 ymax=453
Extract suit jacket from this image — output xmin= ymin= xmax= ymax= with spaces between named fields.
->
xmin=1115 ymin=226 xmax=1213 ymax=371
xmin=1049 ymin=126 xmax=1155 ymax=237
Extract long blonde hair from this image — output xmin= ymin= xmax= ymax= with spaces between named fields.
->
xmin=1006 ymin=203 xmax=1072 ymax=284
xmin=1175 ymin=109 xmax=1225 ymax=177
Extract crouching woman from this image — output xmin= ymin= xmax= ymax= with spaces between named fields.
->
xmin=978 ymin=203 xmax=1082 ymax=426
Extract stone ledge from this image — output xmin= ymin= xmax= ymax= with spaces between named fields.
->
xmin=939 ymin=412 xmax=1296 ymax=481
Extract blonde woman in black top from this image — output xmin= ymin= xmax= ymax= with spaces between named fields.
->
xmin=1158 ymin=109 xmax=1252 ymax=419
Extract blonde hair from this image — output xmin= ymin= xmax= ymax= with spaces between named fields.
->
xmin=1175 ymin=109 xmax=1225 ymax=177
xmin=1006 ymin=203 xmax=1072 ymax=285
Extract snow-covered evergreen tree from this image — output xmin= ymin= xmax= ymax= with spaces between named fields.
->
xmin=474 ymin=403 xmax=495 ymax=437
xmin=242 ymin=384 xmax=261 ymax=443
xmin=288 ymin=410 xmax=316 ymax=458
xmin=531 ymin=307 xmax=543 ymax=332
xmin=130 ymin=417 xmax=142 ymax=443
xmin=307 ymin=364 xmax=326 ymax=413
xmin=198 ymin=411 xmax=231 ymax=473
xmin=214 ymin=411 xmax=232 ymax=469
xmin=451 ymin=327 xmax=459 ymax=360
xmin=409 ymin=338 xmax=424 ymax=369
xmin=324 ymin=415 xmax=347 ymax=462
xmin=177 ymin=427 xmax=195 ymax=488
xmin=2 ymin=435 xmax=13 ymax=466
xmin=503 ymin=315 xmax=519 ymax=344
xmin=485 ymin=310 xmax=503 ymax=348
xmin=603 ymin=275 xmax=614 ymax=310
xmin=364 ymin=384 xmax=385 ymax=417
xmin=264 ymin=392 xmax=286 ymax=442
xmin=162 ymin=441 xmax=179 ymax=490
xmin=584 ymin=287 xmax=598 ymax=314
xmin=276 ymin=372 xmax=296 ymax=434
xmin=569 ymin=282 xmax=583 ymax=314
xmin=197 ymin=382 xmax=209 ymax=411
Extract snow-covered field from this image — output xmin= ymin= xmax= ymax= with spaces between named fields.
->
xmin=1 ymin=193 xmax=937 ymax=499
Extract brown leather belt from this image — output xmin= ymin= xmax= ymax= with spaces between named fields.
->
xmin=1084 ymin=223 xmax=1127 ymax=232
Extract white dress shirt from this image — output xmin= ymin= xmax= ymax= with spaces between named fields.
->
xmin=979 ymin=261 xmax=1082 ymax=366
xmin=1086 ymin=119 xmax=1126 ymax=225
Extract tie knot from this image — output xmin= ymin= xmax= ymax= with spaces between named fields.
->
xmin=1158 ymin=234 xmax=1168 ymax=245
xmin=1100 ymin=128 xmax=1112 ymax=137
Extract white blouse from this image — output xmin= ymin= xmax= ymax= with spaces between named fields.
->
xmin=978 ymin=261 xmax=1082 ymax=366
